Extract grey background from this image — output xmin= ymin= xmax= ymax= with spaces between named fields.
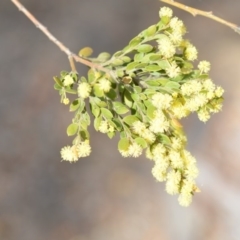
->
xmin=1 ymin=0 xmax=240 ymax=240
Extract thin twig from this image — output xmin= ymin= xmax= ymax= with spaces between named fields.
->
xmin=68 ymin=55 xmax=77 ymax=72
xmin=160 ymin=0 xmax=240 ymax=34
xmin=11 ymin=0 xmax=109 ymax=72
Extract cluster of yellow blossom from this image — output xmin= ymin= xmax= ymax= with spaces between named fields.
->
xmin=61 ymin=141 xmax=91 ymax=163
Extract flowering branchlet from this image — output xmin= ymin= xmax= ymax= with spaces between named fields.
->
xmin=53 ymin=7 xmax=224 ymax=206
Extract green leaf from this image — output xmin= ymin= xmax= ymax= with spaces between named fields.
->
xmin=165 ymin=81 xmax=180 ymax=90
xmin=93 ymin=85 xmax=104 ymax=97
xmin=121 ymin=56 xmax=131 ymax=63
xmin=159 ymin=134 xmax=171 ymax=145
xmin=112 ymin=118 xmax=122 ymax=131
xmin=134 ymin=52 xmax=144 ymax=62
xmin=107 ymin=132 xmax=115 ymax=139
xmin=145 ymin=64 xmax=162 ymax=71
xmin=67 ymin=123 xmax=78 ymax=136
xmin=112 ymin=59 xmax=124 ymax=66
xmin=129 ymin=36 xmax=142 ymax=47
xmin=131 ymin=93 xmax=140 ymax=101
xmin=88 ymin=69 xmax=95 ymax=84
xmin=54 ymin=83 xmax=62 ymax=90
xmin=133 ymin=85 xmax=142 ymax=93
xmin=97 ymin=52 xmax=111 ymax=61
xmin=65 ymin=88 xmax=77 ymax=94
xmin=113 ymin=51 xmax=123 ymax=57
xmin=91 ymin=104 xmax=100 ymax=117
xmin=53 ymin=76 xmax=63 ymax=87
xmin=105 ymin=89 xmax=117 ymax=100
xmin=137 ymin=44 xmax=153 ymax=53
xmin=113 ymin=102 xmax=129 ymax=115
xmin=101 ymin=108 xmax=113 ymax=119
xmin=126 ymin=62 xmax=140 ymax=71
xmin=70 ymin=99 xmax=80 ymax=112
xmin=123 ymin=115 xmax=139 ymax=125
xmin=145 ymin=25 xmax=157 ymax=37
xmin=79 ymin=47 xmax=93 ymax=57
xmin=149 ymin=54 xmax=162 ymax=61
xmin=123 ymin=90 xmax=133 ymax=108
xmin=134 ymin=137 xmax=148 ymax=148
xmin=118 ymin=138 xmax=130 ymax=151
xmin=158 ymin=60 xmax=169 ymax=69
xmin=94 ymin=117 xmax=101 ymax=131
xmin=147 ymin=105 xmax=156 ymax=119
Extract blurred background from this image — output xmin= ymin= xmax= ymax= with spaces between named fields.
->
xmin=1 ymin=0 xmax=240 ymax=239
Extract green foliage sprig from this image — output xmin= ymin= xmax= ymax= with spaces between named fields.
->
xmin=53 ymin=7 xmax=224 ymax=206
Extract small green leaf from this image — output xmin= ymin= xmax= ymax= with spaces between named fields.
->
xmin=124 ymin=90 xmax=133 ymax=108
xmin=133 ymin=86 xmax=142 ymax=93
xmin=113 ymin=51 xmax=123 ymax=57
xmin=70 ymin=99 xmax=80 ymax=112
xmin=160 ymin=134 xmax=171 ymax=145
xmin=93 ymin=85 xmax=104 ymax=97
xmin=158 ymin=60 xmax=169 ymax=69
xmin=121 ymin=56 xmax=131 ymax=63
xmin=137 ymin=44 xmax=153 ymax=53
xmin=65 ymin=88 xmax=77 ymax=94
xmin=91 ymin=104 xmax=100 ymax=117
xmin=112 ymin=59 xmax=124 ymax=66
xmin=131 ymin=93 xmax=139 ymax=101
xmin=107 ymin=132 xmax=115 ymax=139
xmin=67 ymin=123 xmax=78 ymax=136
xmin=54 ymin=83 xmax=62 ymax=90
xmin=101 ymin=108 xmax=113 ymax=119
xmin=97 ymin=52 xmax=111 ymax=61
xmin=118 ymin=138 xmax=130 ymax=151
xmin=129 ymin=36 xmax=142 ymax=47
xmin=94 ymin=117 xmax=101 ymax=131
xmin=134 ymin=137 xmax=148 ymax=148
xmin=145 ymin=25 xmax=157 ymax=37
xmin=165 ymin=81 xmax=180 ymax=90
xmin=147 ymin=105 xmax=156 ymax=119
xmin=145 ymin=64 xmax=162 ymax=71
xmin=88 ymin=69 xmax=95 ymax=84
xmin=149 ymin=54 xmax=162 ymax=61
xmin=134 ymin=52 xmax=144 ymax=62
xmin=126 ymin=62 xmax=139 ymax=71
xmin=112 ymin=118 xmax=122 ymax=131
xmin=113 ymin=102 xmax=129 ymax=115
xmin=53 ymin=76 xmax=63 ymax=87
xmin=79 ymin=47 xmax=93 ymax=57
xmin=123 ymin=115 xmax=139 ymax=125
xmin=105 ymin=89 xmax=117 ymax=100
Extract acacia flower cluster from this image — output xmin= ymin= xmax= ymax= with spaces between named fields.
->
xmin=53 ymin=7 xmax=224 ymax=206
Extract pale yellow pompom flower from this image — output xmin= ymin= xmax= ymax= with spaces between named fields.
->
xmin=61 ymin=145 xmax=78 ymax=162
xmin=151 ymin=93 xmax=173 ymax=109
xmin=157 ymin=37 xmax=176 ymax=58
xmin=215 ymin=86 xmax=224 ymax=98
xmin=132 ymin=121 xmax=146 ymax=135
xmin=63 ymin=98 xmax=70 ymax=105
xmin=78 ymin=82 xmax=92 ymax=99
xmin=64 ymin=75 xmax=74 ymax=86
xmin=165 ymin=61 xmax=181 ymax=78
xmin=178 ymin=192 xmax=192 ymax=207
xmin=185 ymin=44 xmax=198 ymax=61
xmin=76 ymin=141 xmax=91 ymax=158
xmin=166 ymin=170 xmax=181 ymax=195
xmin=99 ymin=78 xmax=111 ymax=93
xmin=99 ymin=120 xmax=109 ymax=133
xmin=198 ymin=61 xmax=211 ymax=73
xmin=159 ymin=7 xmax=173 ymax=18
xmin=128 ymin=143 xmax=143 ymax=158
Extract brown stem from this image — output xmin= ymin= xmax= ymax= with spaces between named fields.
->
xmin=11 ymin=0 xmax=110 ymax=72
xmin=160 ymin=0 xmax=240 ymax=34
